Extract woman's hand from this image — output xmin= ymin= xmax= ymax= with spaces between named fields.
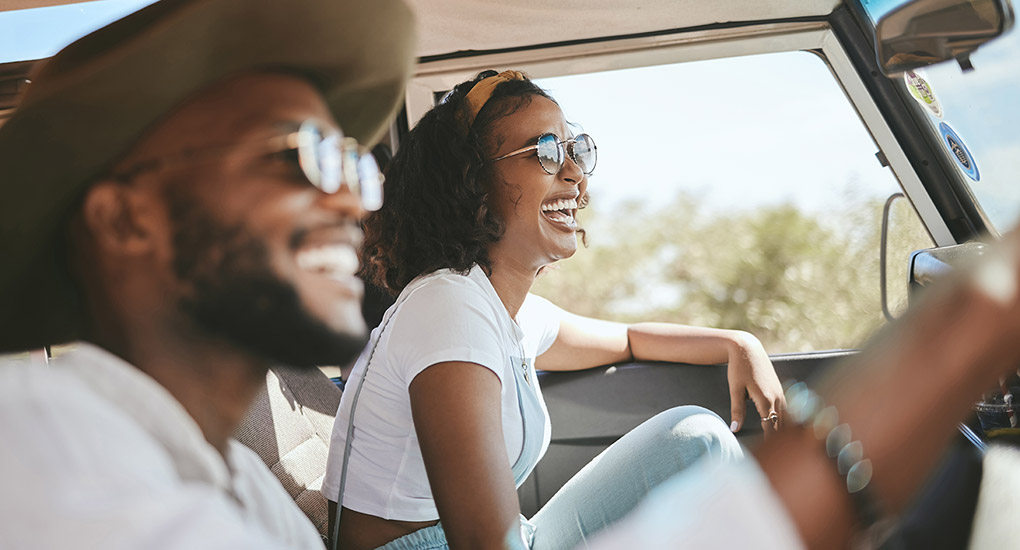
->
xmin=725 ymin=332 xmax=785 ymax=436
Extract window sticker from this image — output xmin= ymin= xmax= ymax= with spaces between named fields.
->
xmin=939 ymin=122 xmax=980 ymax=182
xmin=904 ymin=70 xmax=943 ymax=118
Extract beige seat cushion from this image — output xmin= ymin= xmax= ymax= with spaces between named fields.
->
xmin=235 ymin=366 xmax=341 ymax=538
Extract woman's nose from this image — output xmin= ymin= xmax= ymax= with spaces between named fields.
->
xmin=559 ymin=152 xmax=584 ymax=186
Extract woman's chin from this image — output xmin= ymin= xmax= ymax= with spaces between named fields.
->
xmin=548 ymin=240 xmax=579 ymax=261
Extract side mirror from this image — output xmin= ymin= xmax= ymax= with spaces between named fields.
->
xmin=908 ymin=241 xmax=989 ymax=293
xmin=876 ymin=0 xmax=1015 ymax=75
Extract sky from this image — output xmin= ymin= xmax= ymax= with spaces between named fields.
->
xmin=2 ymin=0 xmax=1016 ymax=229
xmin=0 ymin=0 xmax=157 ymax=63
xmin=534 ymin=51 xmax=906 ymax=217
xmin=859 ymin=0 xmax=913 ymax=21
xmin=535 ymin=27 xmax=1020 ymax=228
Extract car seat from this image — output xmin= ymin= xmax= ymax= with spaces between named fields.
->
xmin=234 ymin=366 xmax=341 ymax=539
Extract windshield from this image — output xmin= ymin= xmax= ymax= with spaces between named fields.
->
xmin=909 ymin=27 xmax=1020 ymax=234
xmin=859 ymin=0 xmax=1020 ymax=234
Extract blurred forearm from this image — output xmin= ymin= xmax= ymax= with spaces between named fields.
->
xmin=755 ymin=235 xmax=1020 ymax=549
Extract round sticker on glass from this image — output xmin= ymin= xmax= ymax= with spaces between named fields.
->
xmin=939 ymin=122 xmax=980 ymax=182
xmin=905 ymin=70 xmax=943 ymax=118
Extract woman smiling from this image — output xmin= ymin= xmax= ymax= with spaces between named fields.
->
xmin=323 ymin=70 xmax=784 ymax=550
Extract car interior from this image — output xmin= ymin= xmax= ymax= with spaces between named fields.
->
xmin=1 ymin=0 xmax=1016 ymax=546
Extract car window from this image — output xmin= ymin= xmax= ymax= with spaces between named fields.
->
xmin=895 ymin=30 xmax=1020 ymax=234
xmin=859 ymin=0 xmax=915 ymax=20
xmin=856 ymin=0 xmax=1020 ymax=234
xmin=530 ymin=51 xmax=933 ymax=353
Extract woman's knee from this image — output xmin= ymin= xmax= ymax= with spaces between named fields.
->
xmin=643 ymin=405 xmax=743 ymax=463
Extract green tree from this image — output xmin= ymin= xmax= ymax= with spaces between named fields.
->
xmin=532 ymin=190 xmax=933 ymax=354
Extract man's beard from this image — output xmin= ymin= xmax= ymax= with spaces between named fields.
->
xmin=166 ymin=191 xmax=368 ymax=368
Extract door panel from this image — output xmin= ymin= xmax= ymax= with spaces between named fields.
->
xmin=518 ymin=350 xmax=853 ymax=516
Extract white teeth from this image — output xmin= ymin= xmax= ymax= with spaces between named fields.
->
xmin=296 ymin=245 xmax=359 ymax=276
xmin=545 ymin=210 xmax=574 ymax=223
xmin=541 ymin=198 xmax=578 ymax=212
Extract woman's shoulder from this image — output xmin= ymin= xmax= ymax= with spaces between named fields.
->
xmin=381 ymin=266 xmax=511 ymax=378
xmin=399 ymin=265 xmax=496 ymax=309
xmin=381 ymin=266 xmax=504 ymax=335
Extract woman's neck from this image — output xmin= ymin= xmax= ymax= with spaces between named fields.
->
xmin=486 ymin=257 xmax=540 ymax=319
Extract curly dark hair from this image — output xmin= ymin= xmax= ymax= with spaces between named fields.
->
xmin=361 ymin=70 xmax=581 ymax=295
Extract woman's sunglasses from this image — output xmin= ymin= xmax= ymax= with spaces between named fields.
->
xmin=494 ymin=133 xmax=597 ymax=176
xmin=112 ymin=118 xmax=383 ymax=211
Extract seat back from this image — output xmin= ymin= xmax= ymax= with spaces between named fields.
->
xmin=235 ymin=366 xmax=341 ymax=538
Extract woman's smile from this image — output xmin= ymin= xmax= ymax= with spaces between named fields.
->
xmin=540 ymin=195 xmax=579 ymax=231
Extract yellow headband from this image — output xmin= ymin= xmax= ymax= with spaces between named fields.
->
xmin=461 ymin=70 xmax=527 ymax=129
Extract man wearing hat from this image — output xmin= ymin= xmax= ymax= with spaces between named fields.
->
xmin=0 ymin=0 xmax=414 ymax=547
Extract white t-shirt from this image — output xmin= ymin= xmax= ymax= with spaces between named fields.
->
xmin=322 ymin=265 xmax=560 ymax=521
xmin=0 ymin=343 xmax=323 ymax=550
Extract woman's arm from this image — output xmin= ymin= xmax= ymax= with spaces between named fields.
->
xmin=535 ymin=307 xmax=753 ymax=370
xmin=409 ymin=361 xmax=521 ymax=550
xmin=536 ymin=309 xmax=785 ymax=431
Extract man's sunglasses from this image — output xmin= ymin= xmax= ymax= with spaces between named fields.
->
xmin=112 ymin=118 xmax=383 ymax=211
xmin=493 ymin=133 xmax=597 ymax=176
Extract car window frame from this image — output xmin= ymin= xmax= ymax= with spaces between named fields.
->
xmin=405 ymin=20 xmax=954 ymax=247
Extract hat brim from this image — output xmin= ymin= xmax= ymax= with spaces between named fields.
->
xmin=0 ymin=0 xmax=416 ymax=352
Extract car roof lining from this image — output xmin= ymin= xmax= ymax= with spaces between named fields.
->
xmin=0 ymin=0 xmax=844 ymax=127
xmin=406 ymin=0 xmax=842 ymax=58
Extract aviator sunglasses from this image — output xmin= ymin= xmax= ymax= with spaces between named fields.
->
xmin=494 ymin=133 xmax=597 ymax=176
xmin=112 ymin=118 xmax=383 ymax=211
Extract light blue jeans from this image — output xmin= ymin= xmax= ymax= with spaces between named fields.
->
xmin=377 ymin=406 xmax=743 ymax=550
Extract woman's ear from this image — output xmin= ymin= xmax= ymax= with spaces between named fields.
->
xmin=79 ymin=180 xmax=158 ymax=255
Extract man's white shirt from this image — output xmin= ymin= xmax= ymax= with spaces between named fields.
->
xmin=0 ymin=343 xmax=322 ymax=549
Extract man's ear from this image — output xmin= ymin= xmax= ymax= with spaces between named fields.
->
xmin=79 ymin=180 xmax=159 ymax=255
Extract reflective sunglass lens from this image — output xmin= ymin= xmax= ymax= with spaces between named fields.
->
xmin=536 ymin=133 xmax=563 ymax=175
xmin=571 ymin=134 xmax=597 ymax=175
xmin=357 ymin=152 xmax=384 ymax=211
xmin=296 ymin=120 xmax=383 ymax=210
xmin=316 ymin=134 xmax=343 ymax=194
xmin=297 ymin=122 xmax=325 ymax=190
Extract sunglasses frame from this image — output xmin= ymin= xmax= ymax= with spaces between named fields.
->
xmin=111 ymin=118 xmax=384 ymax=211
xmin=493 ymin=132 xmax=597 ymax=176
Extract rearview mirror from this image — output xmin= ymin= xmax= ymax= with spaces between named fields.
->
xmin=876 ymin=0 xmax=1015 ymax=75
